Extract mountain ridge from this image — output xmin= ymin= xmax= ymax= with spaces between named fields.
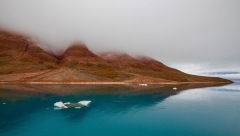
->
xmin=0 ymin=29 xmax=232 ymax=84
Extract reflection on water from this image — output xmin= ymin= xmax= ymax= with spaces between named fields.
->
xmin=0 ymin=83 xmax=239 ymax=136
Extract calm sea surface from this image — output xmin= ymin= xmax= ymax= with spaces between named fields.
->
xmin=0 ymin=83 xmax=239 ymax=136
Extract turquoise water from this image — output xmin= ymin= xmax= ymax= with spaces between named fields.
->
xmin=0 ymin=83 xmax=240 ymax=136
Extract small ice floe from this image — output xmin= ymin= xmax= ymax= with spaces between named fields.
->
xmin=54 ymin=101 xmax=91 ymax=109
xmin=139 ymin=84 xmax=148 ymax=87
xmin=63 ymin=102 xmax=71 ymax=105
xmin=2 ymin=103 xmax=6 ymax=105
xmin=173 ymin=87 xmax=177 ymax=90
xmin=54 ymin=101 xmax=68 ymax=109
xmin=78 ymin=101 xmax=91 ymax=106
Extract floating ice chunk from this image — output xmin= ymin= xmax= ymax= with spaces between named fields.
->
xmin=173 ymin=87 xmax=177 ymax=90
xmin=78 ymin=101 xmax=91 ymax=106
xmin=2 ymin=103 xmax=6 ymax=105
xmin=54 ymin=101 xmax=91 ymax=109
xmin=139 ymin=84 xmax=148 ymax=86
xmin=64 ymin=102 xmax=71 ymax=105
xmin=54 ymin=101 xmax=68 ymax=109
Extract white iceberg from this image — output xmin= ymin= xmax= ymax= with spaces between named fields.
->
xmin=54 ymin=101 xmax=68 ymax=109
xmin=54 ymin=100 xmax=91 ymax=109
xmin=78 ymin=101 xmax=91 ymax=106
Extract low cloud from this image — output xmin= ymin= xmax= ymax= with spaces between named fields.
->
xmin=0 ymin=0 xmax=239 ymax=68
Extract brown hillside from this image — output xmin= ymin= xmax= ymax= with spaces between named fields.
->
xmin=0 ymin=30 xmax=58 ymax=75
xmin=0 ymin=29 xmax=232 ymax=83
xmin=60 ymin=43 xmax=106 ymax=65
xmin=99 ymin=52 xmax=231 ymax=83
xmin=59 ymin=43 xmax=125 ymax=80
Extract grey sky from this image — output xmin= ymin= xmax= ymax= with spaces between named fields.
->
xmin=0 ymin=0 xmax=239 ymax=71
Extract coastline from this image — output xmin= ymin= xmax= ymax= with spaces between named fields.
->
xmin=0 ymin=81 xmax=232 ymax=85
xmin=0 ymin=81 xmax=232 ymax=96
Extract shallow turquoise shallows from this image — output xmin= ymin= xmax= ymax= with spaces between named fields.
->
xmin=0 ymin=83 xmax=240 ymax=136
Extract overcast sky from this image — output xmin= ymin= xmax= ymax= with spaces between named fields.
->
xmin=0 ymin=0 xmax=239 ymax=75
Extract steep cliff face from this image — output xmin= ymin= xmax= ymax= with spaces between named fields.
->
xmin=0 ymin=30 xmax=232 ymax=83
